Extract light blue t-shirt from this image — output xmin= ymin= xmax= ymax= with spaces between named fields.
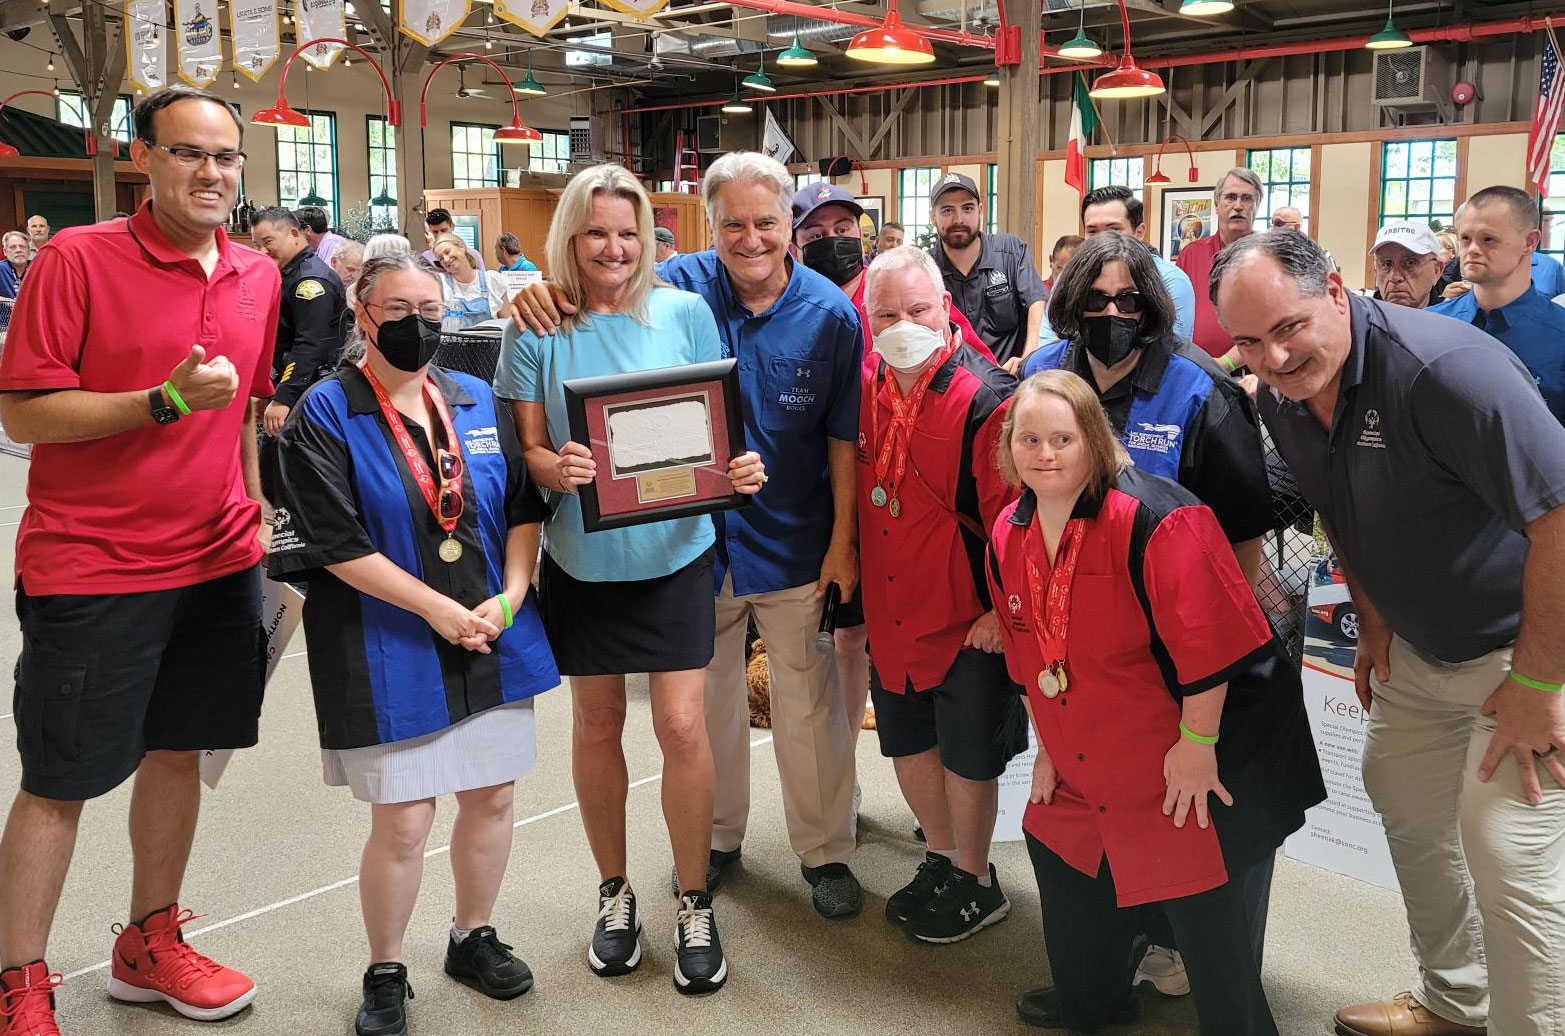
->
xmin=493 ymin=286 xmax=722 ymax=582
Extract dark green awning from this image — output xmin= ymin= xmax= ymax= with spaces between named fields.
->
xmin=0 ymin=105 xmax=91 ymax=159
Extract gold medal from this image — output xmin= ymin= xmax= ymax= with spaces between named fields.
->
xmin=871 ymin=485 xmax=888 ymax=508
xmin=438 ymin=537 xmax=463 ymax=563
xmin=1038 ymin=669 xmax=1060 ymax=698
xmin=889 ymin=497 xmax=902 ymax=519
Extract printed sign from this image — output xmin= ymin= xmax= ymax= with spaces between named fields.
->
xmin=593 ymin=0 xmax=671 ymax=15
xmin=400 ymin=0 xmax=470 ymax=46
xmin=125 ymin=0 xmax=169 ymax=93
xmin=174 ymin=0 xmax=222 ymax=85
xmin=494 ymin=0 xmax=568 ymax=37
xmin=229 ymin=0 xmax=280 ymax=82
xmin=198 ymin=580 xmax=305 ymax=789
xmin=295 ymin=0 xmax=345 ymax=70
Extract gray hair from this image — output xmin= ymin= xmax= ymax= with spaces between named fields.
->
xmin=864 ymin=245 xmax=945 ymax=309
xmin=1215 ymin=166 xmax=1264 ymax=202
xmin=342 ymin=252 xmax=442 ymax=364
xmin=363 ymin=233 xmax=413 ymax=262
xmin=1208 ymin=229 xmax=1332 ymax=306
xmin=701 ymin=151 xmax=793 ymax=227
xmin=1 ymin=231 xmax=27 ymax=248
xmin=333 ymin=239 xmax=364 ymax=263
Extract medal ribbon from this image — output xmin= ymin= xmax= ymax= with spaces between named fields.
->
xmin=870 ymin=339 xmax=957 ymax=496
xmin=1024 ymin=519 xmax=1088 ymax=667
xmin=360 ymin=364 xmax=464 ymax=537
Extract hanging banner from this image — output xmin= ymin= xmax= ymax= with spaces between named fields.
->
xmin=400 ymin=0 xmax=470 ymax=47
xmin=174 ymin=0 xmax=222 ymax=86
xmin=762 ymin=108 xmax=795 ymax=165
xmin=229 ymin=0 xmax=280 ymax=82
xmin=593 ymin=0 xmax=670 ymax=16
xmin=295 ymin=0 xmax=345 ymax=70
xmin=494 ymin=0 xmax=568 ymax=38
xmin=125 ymin=0 xmax=168 ymax=93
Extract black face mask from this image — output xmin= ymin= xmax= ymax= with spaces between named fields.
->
xmin=801 ymin=236 xmax=865 ymax=286
xmin=373 ymin=313 xmax=443 ymax=372
xmin=1082 ymin=314 xmax=1142 ymax=368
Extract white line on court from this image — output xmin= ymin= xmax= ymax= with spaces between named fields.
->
xmin=62 ymin=734 xmax=777 ymax=980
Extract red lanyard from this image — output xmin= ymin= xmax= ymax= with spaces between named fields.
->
xmin=360 ymin=364 xmax=463 ymax=537
xmin=1024 ymin=519 xmax=1087 ymax=696
xmin=870 ymin=340 xmax=956 ymax=506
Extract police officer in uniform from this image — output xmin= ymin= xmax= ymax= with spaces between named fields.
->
xmin=251 ymin=206 xmax=346 ymax=434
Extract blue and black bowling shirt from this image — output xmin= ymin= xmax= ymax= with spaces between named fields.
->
xmin=265 ymin=364 xmax=559 ymax=750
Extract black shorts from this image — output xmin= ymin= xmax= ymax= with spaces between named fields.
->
xmin=870 ymin=647 xmax=1028 ymax=781
xmin=538 ymin=549 xmax=715 ymax=676
xmin=13 ymin=565 xmax=266 ymax=801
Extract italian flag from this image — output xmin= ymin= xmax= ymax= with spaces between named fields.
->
xmin=1065 ymin=72 xmax=1097 ymax=197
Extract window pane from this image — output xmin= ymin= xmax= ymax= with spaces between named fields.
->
xmin=1385 ymin=144 xmax=1409 ymax=179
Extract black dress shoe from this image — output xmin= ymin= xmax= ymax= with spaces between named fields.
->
xmin=1016 ymin=986 xmax=1138 ymax=1032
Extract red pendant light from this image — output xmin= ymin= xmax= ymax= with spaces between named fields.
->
xmin=1089 ymin=0 xmax=1166 ymax=99
xmin=846 ymin=0 xmax=935 ymax=65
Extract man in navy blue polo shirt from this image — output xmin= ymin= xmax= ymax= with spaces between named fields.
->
xmin=1213 ymin=231 xmax=1565 ymax=1036
xmin=1431 ymin=186 xmax=1565 ymax=424
xmin=508 ymin=153 xmax=865 ymax=918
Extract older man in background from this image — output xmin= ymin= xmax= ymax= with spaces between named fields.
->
xmin=1369 ymin=222 xmax=1447 ymax=310
xmin=1175 ymin=166 xmax=1262 ymax=364
xmin=0 ymin=231 xmax=29 ymax=335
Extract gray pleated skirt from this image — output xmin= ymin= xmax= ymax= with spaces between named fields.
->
xmin=321 ymin=699 xmax=537 ymax=804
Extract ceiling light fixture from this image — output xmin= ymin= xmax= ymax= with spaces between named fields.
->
xmin=1057 ymin=0 xmax=1102 ymax=61
xmin=845 ymin=0 xmax=935 ymax=65
xmin=777 ymin=34 xmax=817 ymax=67
xmin=1089 ymin=0 xmax=1165 ymax=99
xmin=1365 ymin=0 xmax=1413 ymax=48
xmin=984 ymin=67 xmax=1000 ymax=87
xmin=742 ymin=50 xmax=776 ymax=92
xmin=1178 ymin=0 xmax=1234 ymax=14
xmin=721 ymin=82 xmax=752 ymax=114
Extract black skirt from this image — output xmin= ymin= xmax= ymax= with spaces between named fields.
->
xmin=538 ymin=548 xmax=716 ymax=676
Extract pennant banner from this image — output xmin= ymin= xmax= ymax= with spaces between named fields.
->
xmin=174 ymin=0 xmax=222 ymax=85
xmin=494 ymin=0 xmax=567 ymax=38
xmin=400 ymin=0 xmax=470 ymax=47
xmin=125 ymin=0 xmax=168 ymax=93
xmin=295 ymin=0 xmax=345 ymax=70
xmin=229 ymin=0 xmax=280 ymax=82
xmin=762 ymin=107 xmax=795 ymax=165
xmin=593 ymin=0 xmax=670 ymax=15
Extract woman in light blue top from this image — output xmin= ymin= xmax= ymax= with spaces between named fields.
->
xmin=494 ymin=163 xmax=763 ymax=995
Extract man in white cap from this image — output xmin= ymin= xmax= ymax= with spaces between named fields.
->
xmin=1370 ymin=221 xmax=1448 ymax=310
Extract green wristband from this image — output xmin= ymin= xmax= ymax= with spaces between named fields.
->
xmin=162 ymin=380 xmax=191 ymax=415
xmin=1179 ymin=721 xmax=1219 ymax=745
xmin=1508 ymin=669 xmax=1563 ymax=693
xmin=496 ymin=593 xmax=514 ymax=630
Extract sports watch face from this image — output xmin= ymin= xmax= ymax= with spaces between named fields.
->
xmin=149 ymin=387 xmax=181 ymax=425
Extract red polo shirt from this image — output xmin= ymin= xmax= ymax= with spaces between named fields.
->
xmin=0 ymin=202 xmax=280 ymax=595
xmin=1172 ymin=231 xmax=1236 ymax=357
xmin=986 ymin=469 xmax=1274 ymax=907
xmin=856 ymin=344 xmax=1017 ymax=691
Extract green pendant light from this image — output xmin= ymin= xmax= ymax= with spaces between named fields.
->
xmin=1365 ymin=0 xmax=1413 ymax=49
xmin=721 ymin=80 xmax=753 ymax=114
xmin=515 ymin=51 xmax=547 ymax=95
xmin=778 ymin=34 xmax=817 ymax=66
xmin=742 ymin=50 xmax=776 ymax=92
xmin=1057 ymin=0 xmax=1102 ymax=60
xmin=370 ymin=187 xmax=397 ymax=208
xmin=299 ymin=186 xmax=329 ymax=206
xmin=1178 ymin=0 xmax=1234 ymax=14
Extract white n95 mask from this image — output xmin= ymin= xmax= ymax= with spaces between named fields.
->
xmin=873 ymin=320 xmax=945 ymax=373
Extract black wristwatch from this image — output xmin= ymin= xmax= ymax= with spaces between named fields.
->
xmin=149 ymin=385 xmax=181 ymax=425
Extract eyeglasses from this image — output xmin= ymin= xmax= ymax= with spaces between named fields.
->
xmin=1374 ymin=255 xmax=1437 ymax=275
xmin=1083 ymin=289 xmax=1145 ymax=314
xmin=369 ymin=300 xmax=449 ymax=322
xmin=141 ymin=141 xmax=246 ymax=170
xmin=437 ymin=449 xmax=464 ymax=521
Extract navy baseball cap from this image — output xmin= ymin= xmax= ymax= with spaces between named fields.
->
xmin=792 ymin=182 xmax=865 ymax=230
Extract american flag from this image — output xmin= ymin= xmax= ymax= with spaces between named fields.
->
xmin=1527 ymin=24 xmax=1563 ymax=198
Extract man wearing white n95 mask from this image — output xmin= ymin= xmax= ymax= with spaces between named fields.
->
xmin=855 ymin=245 xmax=1027 ymax=944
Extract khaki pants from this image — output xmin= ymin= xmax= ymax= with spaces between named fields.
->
xmin=705 ymin=576 xmax=856 ymax=869
xmin=1363 ymin=636 xmax=1565 ymax=1036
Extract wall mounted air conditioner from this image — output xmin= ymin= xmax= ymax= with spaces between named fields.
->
xmin=1371 ymin=46 xmax=1454 ymax=113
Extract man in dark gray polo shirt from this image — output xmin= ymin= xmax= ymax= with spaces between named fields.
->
xmin=1211 ymin=231 xmax=1565 ymax=1036
xmin=926 ymin=172 xmax=1047 ymax=374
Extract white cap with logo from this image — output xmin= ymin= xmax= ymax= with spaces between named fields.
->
xmin=1370 ymin=221 xmax=1441 ymax=256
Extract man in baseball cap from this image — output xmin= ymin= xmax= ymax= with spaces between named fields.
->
xmin=1370 ymin=220 xmax=1447 ymax=309
xmin=654 ymin=225 xmax=678 ymax=263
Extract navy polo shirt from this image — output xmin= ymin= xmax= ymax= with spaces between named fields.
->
xmin=1257 ymin=295 xmax=1565 ymax=663
xmin=658 ymin=251 xmax=863 ymax=596
xmin=1430 ymin=285 xmax=1565 ymax=423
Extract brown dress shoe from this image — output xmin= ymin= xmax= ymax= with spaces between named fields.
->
xmin=1335 ymin=992 xmax=1486 ymax=1036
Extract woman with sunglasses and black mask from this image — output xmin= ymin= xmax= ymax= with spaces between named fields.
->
xmin=265 ymin=252 xmax=560 ymax=1036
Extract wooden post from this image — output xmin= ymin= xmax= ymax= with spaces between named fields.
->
xmin=995 ymin=0 xmax=1041 ymax=241
xmin=51 ymin=2 xmax=126 ymax=221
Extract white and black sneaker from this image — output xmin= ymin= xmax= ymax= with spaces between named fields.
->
xmin=907 ymin=863 xmax=1010 ymax=944
xmin=587 ymin=877 xmax=642 ymax=976
xmin=672 ymin=891 xmax=727 ymax=995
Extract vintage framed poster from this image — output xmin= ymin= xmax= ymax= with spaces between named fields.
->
xmin=1161 ymin=187 xmax=1214 ymax=263
xmin=564 ymin=359 xmax=751 ymax=532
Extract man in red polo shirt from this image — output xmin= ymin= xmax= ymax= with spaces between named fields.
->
xmin=0 ymin=85 xmax=278 ymax=1036
xmin=1173 ymin=166 xmax=1261 ymax=367
xmin=854 ymin=244 xmax=1025 ymax=944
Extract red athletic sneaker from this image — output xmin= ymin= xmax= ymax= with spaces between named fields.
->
xmin=0 ymin=961 xmax=63 ymax=1036
xmin=107 ymin=904 xmax=256 ymax=1021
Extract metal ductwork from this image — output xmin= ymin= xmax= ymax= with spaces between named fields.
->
xmin=914 ymin=0 xmax=1001 ymax=27
xmin=763 ymin=16 xmax=859 ymax=43
xmin=653 ymin=32 xmax=764 ymax=58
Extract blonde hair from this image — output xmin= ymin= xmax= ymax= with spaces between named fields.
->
xmin=1435 ymin=230 xmax=1458 ymax=259
xmin=545 ymin=163 xmax=659 ymax=329
xmin=431 ymin=232 xmax=478 ymax=270
xmin=997 ymin=369 xmax=1131 ymax=497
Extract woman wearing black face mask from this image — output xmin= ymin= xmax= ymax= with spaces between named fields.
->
xmin=266 ymin=252 xmax=560 ymax=1036
xmin=1015 ymin=233 xmax=1280 ymax=1015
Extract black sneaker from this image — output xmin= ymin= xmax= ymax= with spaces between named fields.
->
xmin=1015 ymin=985 xmax=1138 ymax=1031
xmin=799 ymin=861 xmax=862 ymax=919
xmin=444 ymin=926 xmax=533 ymax=1000
xmin=587 ymin=877 xmax=642 ymax=976
xmin=885 ymin=852 xmax=954 ymax=924
xmin=907 ymin=863 xmax=1010 ymax=944
xmin=356 ymin=962 xmax=413 ymax=1036
xmin=672 ymin=891 xmax=728 ymax=995
xmin=669 ymin=846 xmax=742 ymax=897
